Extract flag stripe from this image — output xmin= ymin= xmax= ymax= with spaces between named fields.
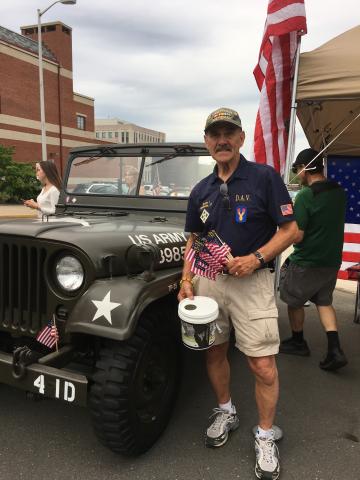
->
xmin=343 ymin=242 xmax=360 ymax=252
xmin=342 ymin=252 xmax=360 ymax=263
xmin=344 ymin=224 xmax=360 ymax=234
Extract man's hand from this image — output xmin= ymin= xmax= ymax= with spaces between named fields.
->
xmin=177 ymin=280 xmax=194 ymax=302
xmin=227 ymin=254 xmax=260 ymax=277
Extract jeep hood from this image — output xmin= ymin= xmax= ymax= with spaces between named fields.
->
xmin=0 ymin=213 xmax=188 ymax=273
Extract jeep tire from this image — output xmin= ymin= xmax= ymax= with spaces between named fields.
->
xmin=89 ymin=311 xmax=181 ymax=455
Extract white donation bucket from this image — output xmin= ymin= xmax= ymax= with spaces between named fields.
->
xmin=178 ymin=296 xmax=219 ymax=350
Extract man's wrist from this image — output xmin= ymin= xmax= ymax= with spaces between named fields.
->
xmin=252 ymin=250 xmax=265 ymax=267
xmin=179 ymin=277 xmax=194 ymax=288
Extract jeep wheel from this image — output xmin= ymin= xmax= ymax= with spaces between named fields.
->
xmin=89 ymin=312 xmax=181 ymax=455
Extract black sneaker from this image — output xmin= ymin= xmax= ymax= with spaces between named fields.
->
xmin=279 ymin=337 xmax=310 ymax=356
xmin=319 ymin=348 xmax=348 ymax=371
xmin=255 ymin=435 xmax=280 ymax=479
xmin=205 ymin=407 xmax=239 ymax=447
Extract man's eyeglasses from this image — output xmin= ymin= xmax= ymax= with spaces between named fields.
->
xmin=220 ymin=182 xmax=231 ymax=210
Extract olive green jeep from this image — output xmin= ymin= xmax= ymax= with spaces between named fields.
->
xmin=0 ymin=143 xmax=214 ymax=455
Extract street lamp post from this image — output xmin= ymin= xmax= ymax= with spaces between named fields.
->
xmin=37 ymin=0 xmax=76 ymax=162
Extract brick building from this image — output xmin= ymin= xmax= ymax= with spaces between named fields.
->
xmin=0 ymin=21 xmax=103 ymax=174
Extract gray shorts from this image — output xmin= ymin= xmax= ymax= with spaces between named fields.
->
xmin=279 ymin=261 xmax=338 ymax=308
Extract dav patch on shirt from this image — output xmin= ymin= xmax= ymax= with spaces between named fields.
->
xmin=280 ymin=203 xmax=293 ymax=216
xmin=235 ymin=205 xmax=248 ymax=223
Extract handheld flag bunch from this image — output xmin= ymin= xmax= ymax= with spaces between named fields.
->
xmin=186 ymin=230 xmax=233 ymax=280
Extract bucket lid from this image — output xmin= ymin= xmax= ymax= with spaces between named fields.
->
xmin=178 ymin=296 xmax=219 ymax=324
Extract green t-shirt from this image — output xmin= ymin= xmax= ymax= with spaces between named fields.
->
xmin=290 ymin=181 xmax=346 ymax=268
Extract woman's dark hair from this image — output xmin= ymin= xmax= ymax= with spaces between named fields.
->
xmin=38 ymin=160 xmax=62 ymax=190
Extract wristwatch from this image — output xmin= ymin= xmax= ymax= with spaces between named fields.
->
xmin=253 ymin=250 xmax=266 ymax=267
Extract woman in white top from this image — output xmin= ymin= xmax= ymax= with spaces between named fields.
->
xmin=24 ymin=160 xmax=62 ymax=217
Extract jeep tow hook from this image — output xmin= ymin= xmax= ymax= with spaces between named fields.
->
xmin=12 ymin=346 xmax=42 ymax=380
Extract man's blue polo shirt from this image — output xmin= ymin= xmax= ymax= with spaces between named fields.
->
xmin=185 ymin=155 xmax=295 ymax=257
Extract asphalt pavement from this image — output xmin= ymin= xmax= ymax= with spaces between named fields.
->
xmin=0 ymin=290 xmax=359 ymax=480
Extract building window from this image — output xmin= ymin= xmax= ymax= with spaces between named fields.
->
xmin=121 ymin=132 xmax=125 ymax=143
xmin=108 ymin=132 xmax=113 ymax=139
xmin=115 ymin=132 xmax=119 ymax=138
xmin=126 ymin=132 xmax=129 ymax=143
xmin=102 ymin=132 xmax=106 ymax=138
xmin=76 ymin=115 xmax=86 ymax=130
xmin=96 ymin=132 xmax=100 ymax=138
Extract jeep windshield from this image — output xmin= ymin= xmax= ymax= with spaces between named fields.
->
xmin=65 ymin=144 xmax=214 ymax=199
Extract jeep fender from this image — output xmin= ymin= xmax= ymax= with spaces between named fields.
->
xmin=66 ymin=268 xmax=181 ymax=341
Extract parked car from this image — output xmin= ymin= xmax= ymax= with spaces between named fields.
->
xmin=72 ymin=182 xmax=120 ymax=195
xmin=0 ymin=143 xmax=213 ymax=456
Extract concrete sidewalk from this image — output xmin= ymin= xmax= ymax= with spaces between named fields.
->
xmin=0 ymin=204 xmax=357 ymax=294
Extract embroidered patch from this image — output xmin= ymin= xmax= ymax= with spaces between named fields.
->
xmin=235 ymin=205 xmax=247 ymax=223
xmin=280 ymin=204 xmax=293 ymax=216
xmin=200 ymin=209 xmax=210 ymax=223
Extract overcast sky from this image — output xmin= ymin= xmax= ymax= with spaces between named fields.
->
xmin=2 ymin=0 xmax=359 ymax=157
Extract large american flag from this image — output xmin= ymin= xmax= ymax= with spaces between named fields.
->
xmin=253 ymin=0 xmax=307 ymax=174
xmin=327 ymin=156 xmax=360 ymax=279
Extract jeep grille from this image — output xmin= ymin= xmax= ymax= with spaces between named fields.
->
xmin=0 ymin=240 xmax=48 ymax=335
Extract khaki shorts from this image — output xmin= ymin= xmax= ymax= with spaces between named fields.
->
xmin=194 ymin=269 xmax=279 ymax=357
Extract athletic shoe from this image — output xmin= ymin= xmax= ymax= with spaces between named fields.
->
xmin=279 ymin=337 xmax=310 ymax=356
xmin=319 ymin=348 xmax=348 ymax=371
xmin=255 ymin=435 xmax=280 ymax=479
xmin=252 ymin=425 xmax=283 ymax=441
xmin=205 ymin=407 xmax=239 ymax=447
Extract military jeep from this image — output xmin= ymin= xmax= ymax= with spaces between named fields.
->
xmin=0 ymin=143 xmax=214 ymax=455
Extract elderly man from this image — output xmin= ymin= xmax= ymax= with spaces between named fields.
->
xmin=178 ymin=107 xmax=298 ymax=480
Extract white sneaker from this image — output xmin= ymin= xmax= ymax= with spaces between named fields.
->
xmin=205 ymin=407 xmax=239 ymax=447
xmin=255 ymin=435 xmax=280 ymax=479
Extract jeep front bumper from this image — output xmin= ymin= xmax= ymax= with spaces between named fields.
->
xmin=0 ymin=352 xmax=88 ymax=406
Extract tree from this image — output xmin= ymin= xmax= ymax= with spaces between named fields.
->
xmin=0 ymin=145 xmax=40 ymax=203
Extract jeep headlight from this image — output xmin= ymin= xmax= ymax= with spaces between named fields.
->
xmin=56 ymin=256 xmax=84 ymax=291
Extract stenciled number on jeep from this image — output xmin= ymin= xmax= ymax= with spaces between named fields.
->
xmin=33 ymin=375 xmax=76 ymax=402
xmin=159 ymin=245 xmax=186 ymax=264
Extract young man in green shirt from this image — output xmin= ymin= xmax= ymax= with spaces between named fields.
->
xmin=279 ymin=148 xmax=348 ymax=371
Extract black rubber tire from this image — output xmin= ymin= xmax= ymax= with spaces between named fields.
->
xmin=89 ymin=311 xmax=181 ymax=455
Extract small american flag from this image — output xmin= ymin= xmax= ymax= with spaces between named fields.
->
xmin=253 ymin=0 xmax=307 ymax=174
xmin=36 ymin=318 xmax=59 ymax=349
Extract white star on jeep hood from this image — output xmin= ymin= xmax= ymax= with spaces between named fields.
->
xmin=91 ymin=290 xmax=121 ymax=325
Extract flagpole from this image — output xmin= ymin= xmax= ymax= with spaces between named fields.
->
xmin=275 ymin=34 xmax=302 ymax=294
xmin=53 ymin=314 xmax=59 ymax=353
xmin=283 ymin=35 xmax=302 ymax=184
